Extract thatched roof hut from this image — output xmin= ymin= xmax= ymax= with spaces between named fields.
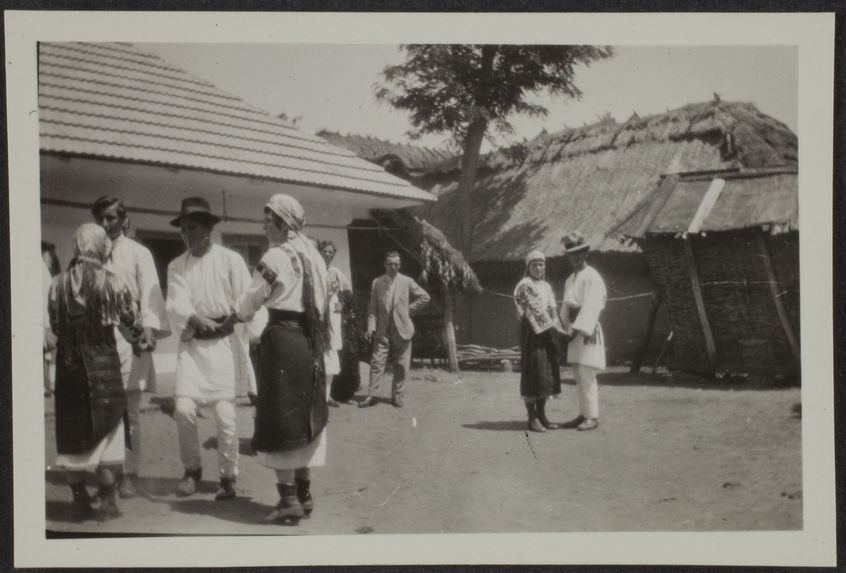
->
xmin=317 ymin=131 xmax=454 ymax=179
xmin=612 ymin=166 xmax=799 ymax=376
xmin=326 ymin=100 xmax=798 ymax=367
xmin=415 ymin=100 xmax=797 ymax=261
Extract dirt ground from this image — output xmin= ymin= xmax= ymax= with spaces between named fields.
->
xmin=44 ymin=366 xmax=802 ymax=536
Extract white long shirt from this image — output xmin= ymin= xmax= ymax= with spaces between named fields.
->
xmin=235 ymin=243 xmax=305 ymax=320
xmin=109 ymin=234 xmax=171 ymax=391
xmin=234 ymin=242 xmax=337 ymax=376
xmin=560 ymin=264 xmax=607 ymax=369
xmin=167 ymin=244 xmax=257 ymax=399
xmin=109 ymin=234 xmax=170 ymax=335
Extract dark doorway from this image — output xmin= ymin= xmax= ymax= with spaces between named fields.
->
xmin=134 ymin=231 xmax=184 ymax=295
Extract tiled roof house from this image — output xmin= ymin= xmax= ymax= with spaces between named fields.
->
xmin=38 ymin=41 xmax=435 ymax=384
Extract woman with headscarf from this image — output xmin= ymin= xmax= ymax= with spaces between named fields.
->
xmin=513 ymin=249 xmax=566 ymax=432
xmin=228 ymin=193 xmax=330 ymax=523
xmin=48 ymin=223 xmax=146 ymax=520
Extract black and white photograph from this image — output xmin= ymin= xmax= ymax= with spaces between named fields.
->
xmin=6 ymin=10 xmax=836 ymax=568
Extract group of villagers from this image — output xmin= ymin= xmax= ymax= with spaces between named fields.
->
xmin=45 ymin=193 xmax=346 ymax=524
xmin=513 ymin=231 xmax=607 ymax=433
xmin=43 ymin=186 xmax=607 ymax=526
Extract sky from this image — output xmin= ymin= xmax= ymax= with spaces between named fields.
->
xmin=141 ymin=43 xmax=797 ymax=153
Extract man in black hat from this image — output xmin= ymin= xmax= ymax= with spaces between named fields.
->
xmin=165 ymin=197 xmax=260 ymax=500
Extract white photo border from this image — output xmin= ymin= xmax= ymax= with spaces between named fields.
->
xmin=6 ymin=10 xmax=835 ymax=567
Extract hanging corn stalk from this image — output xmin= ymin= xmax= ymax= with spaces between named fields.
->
xmin=371 ymin=209 xmax=480 ymax=372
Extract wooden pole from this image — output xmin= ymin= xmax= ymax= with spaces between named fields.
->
xmin=443 ymin=289 xmax=460 ymax=373
xmin=756 ymin=232 xmax=801 ymax=363
xmin=630 ymin=292 xmax=663 ymax=373
xmin=683 ymin=237 xmax=717 ymax=370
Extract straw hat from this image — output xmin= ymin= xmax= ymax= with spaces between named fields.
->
xmin=561 ymin=230 xmax=590 ymax=254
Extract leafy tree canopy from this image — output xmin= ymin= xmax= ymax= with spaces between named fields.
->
xmin=376 ymin=44 xmax=615 ymax=145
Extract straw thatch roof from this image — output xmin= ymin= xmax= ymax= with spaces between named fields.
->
xmin=611 ymin=166 xmax=798 ymax=240
xmin=413 ymin=100 xmax=797 ymax=262
xmin=317 ymin=131 xmax=454 ymax=178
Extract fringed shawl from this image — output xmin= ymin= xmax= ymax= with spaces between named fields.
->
xmin=49 ymin=223 xmax=143 ymax=352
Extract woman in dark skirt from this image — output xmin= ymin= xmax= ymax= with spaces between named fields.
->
xmin=48 ymin=223 xmax=145 ymax=519
xmin=230 ymin=193 xmax=330 ymax=523
xmin=513 ymin=249 xmax=566 ymax=432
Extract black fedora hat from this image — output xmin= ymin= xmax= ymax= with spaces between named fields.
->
xmin=170 ymin=197 xmax=222 ymax=227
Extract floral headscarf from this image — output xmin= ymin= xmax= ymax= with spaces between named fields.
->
xmin=51 ymin=223 xmax=134 ymax=348
xmin=66 ymin=223 xmax=113 ymax=314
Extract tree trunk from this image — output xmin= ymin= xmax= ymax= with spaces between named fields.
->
xmin=443 ymin=288 xmax=460 ymax=373
xmin=458 ymin=117 xmax=488 ymax=258
xmin=457 ymin=45 xmax=496 ymax=258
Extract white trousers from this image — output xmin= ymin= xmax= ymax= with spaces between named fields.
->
xmin=175 ymin=396 xmax=238 ymax=479
xmin=574 ymin=363 xmax=600 ymax=419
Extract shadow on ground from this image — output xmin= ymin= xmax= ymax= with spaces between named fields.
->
xmin=164 ymin=497 xmax=290 ymax=527
xmin=596 ymin=371 xmax=800 ymax=391
xmin=46 ymin=500 xmax=92 ymax=524
xmin=461 ymin=420 xmax=527 ymax=432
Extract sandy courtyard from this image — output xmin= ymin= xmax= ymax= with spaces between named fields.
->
xmin=44 ymin=366 xmax=802 ymax=536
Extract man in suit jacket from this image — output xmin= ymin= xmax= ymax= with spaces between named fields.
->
xmin=360 ymin=251 xmax=430 ymax=408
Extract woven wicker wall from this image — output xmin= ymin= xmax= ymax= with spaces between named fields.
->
xmin=640 ymin=230 xmax=800 ymax=373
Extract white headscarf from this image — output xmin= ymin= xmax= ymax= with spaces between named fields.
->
xmin=265 ymin=194 xmax=329 ymax=319
xmin=523 ymin=249 xmax=546 ymax=278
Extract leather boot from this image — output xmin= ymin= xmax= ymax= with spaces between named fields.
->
xmin=536 ymin=399 xmax=559 ymax=430
xmin=526 ymin=402 xmax=545 ymax=432
xmin=296 ymin=479 xmax=314 ymax=517
xmin=215 ymin=476 xmax=237 ymax=501
xmin=95 ymin=465 xmax=121 ymax=520
xmin=265 ymin=484 xmax=304 ymax=522
xmin=96 ymin=483 xmax=121 ymax=521
xmin=176 ymin=467 xmax=202 ymax=497
xmin=118 ymin=471 xmax=138 ymax=499
xmin=69 ymin=482 xmax=93 ymax=521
